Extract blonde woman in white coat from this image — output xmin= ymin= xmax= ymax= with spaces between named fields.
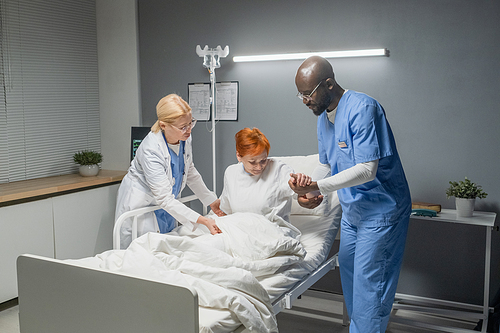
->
xmin=116 ymin=94 xmax=223 ymax=249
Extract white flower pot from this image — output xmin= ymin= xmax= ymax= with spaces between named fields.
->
xmin=455 ymin=197 xmax=475 ymax=217
xmin=79 ymin=164 xmax=100 ymax=177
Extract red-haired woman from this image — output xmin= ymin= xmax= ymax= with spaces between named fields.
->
xmin=219 ymin=128 xmax=310 ymax=224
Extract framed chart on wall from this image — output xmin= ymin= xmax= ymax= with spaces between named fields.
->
xmin=188 ymin=83 xmax=210 ymax=121
xmin=188 ymin=81 xmax=239 ymax=121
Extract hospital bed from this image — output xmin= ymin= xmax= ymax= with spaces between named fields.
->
xmin=16 ymin=154 xmax=342 ymax=333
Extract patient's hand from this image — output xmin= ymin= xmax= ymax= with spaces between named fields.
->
xmin=291 ymin=173 xmax=312 ymax=186
xmin=197 ymin=216 xmax=222 ymax=234
xmin=289 ymin=173 xmax=319 ymax=195
xmin=210 ymin=199 xmax=226 ymax=217
xmin=297 ymin=193 xmax=323 ymax=209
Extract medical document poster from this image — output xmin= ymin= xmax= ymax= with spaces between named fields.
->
xmin=188 ymin=83 xmax=211 ymax=121
xmin=188 ymin=81 xmax=238 ymax=121
xmin=215 ymin=81 xmax=238 ymax=121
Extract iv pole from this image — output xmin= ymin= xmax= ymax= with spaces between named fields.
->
xmin=195 ymin=45 xmax=229 ymax=195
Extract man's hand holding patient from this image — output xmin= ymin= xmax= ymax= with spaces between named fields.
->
xmin=288 ymin=173 xmax=323 ymax=209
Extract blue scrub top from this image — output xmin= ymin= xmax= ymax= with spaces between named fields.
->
xmin=318 ymin=90 xmax=411 ymax=227
xmin=154 ymin=136 xmax=185 ymax=233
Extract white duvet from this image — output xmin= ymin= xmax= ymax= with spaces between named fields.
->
xmin=72 ymin=212 xmax=306 ymax=333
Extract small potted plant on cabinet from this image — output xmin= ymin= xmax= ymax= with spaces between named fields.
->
xmin=73 ymin=150 xmax=103 ymax=177
xmin=446 ymin=177 xmax=488 ymax=217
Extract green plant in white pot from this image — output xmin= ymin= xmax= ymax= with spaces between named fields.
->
xmin=73 ymin=150 xmax=103 ymax=177
xmin=446 ymin=177 xmax=488 ymax=217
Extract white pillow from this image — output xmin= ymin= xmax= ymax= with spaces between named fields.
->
xmin=274 ymin=154 xmax=320 ymax=176
xmin=273 ymin=154 xmax=340 ymax=218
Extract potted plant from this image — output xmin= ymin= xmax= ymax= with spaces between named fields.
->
xmin=73 ymin=150 xmax=103 ymax=177
xmin=446 ymin=177 xmax=488 ymax=217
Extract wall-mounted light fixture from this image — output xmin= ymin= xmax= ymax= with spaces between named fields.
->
xmin=233 ymin=48 xmax=389 ymax=63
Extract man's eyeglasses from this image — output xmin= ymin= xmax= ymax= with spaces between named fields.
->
xmin=296 ymin=80 xmax=324 ymax=100
xmin=172 ymin=118 xmax=197 ymax=133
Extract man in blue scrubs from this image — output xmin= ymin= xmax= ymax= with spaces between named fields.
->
xmin=289 ymin=56 xmax=411 ymax=333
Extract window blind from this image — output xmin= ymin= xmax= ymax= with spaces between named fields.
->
xmin=0 ymin=10 xmax=7 ymax=183
xmin=0 ymin=0 xmax=100 ymax=183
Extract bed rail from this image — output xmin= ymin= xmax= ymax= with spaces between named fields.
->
xmin=112 ymin=194 xmax=204 ymax=250
xmin=272 ymin=253 xmax=339 ymax=314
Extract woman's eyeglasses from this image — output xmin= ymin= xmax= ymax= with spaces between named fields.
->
xmin=172 ymin=118 xmax=197 ymax=133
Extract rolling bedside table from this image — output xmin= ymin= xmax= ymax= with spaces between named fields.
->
xmin=392 ymin=209 xmax=497 ymax=333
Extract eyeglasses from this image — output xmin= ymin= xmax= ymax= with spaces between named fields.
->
xmin=296 ymin=79 xmax=324 ymax=100
xmin=172 ymin=118 xmax=197 ymax=133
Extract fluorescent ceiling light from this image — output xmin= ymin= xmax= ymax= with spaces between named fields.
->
xmin=233 ymin=48 xmax=389 ymax=63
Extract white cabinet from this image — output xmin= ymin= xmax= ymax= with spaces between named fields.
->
xmin=0 ymin=184 xmax=120 ymax=303
xmin=0 ymin=199 xmax=54 ymax=302
xmin=53 ymin=184 xmax=119 ymax=259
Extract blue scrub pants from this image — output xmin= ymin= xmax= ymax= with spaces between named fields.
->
xmin=338 ymin=217 xmax=409 ymax=333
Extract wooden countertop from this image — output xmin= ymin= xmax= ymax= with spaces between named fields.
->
xmin=0 ymin=170 xmax=127 ymax=205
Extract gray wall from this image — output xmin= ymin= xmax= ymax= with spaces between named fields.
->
xmin=97 ymin=0 xmax=141 ymax=171
xmin=137 ymin=0 xmax=500 ymax=306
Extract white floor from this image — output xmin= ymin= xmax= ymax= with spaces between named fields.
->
xmin=0 ymin=290 xmax=479 ymax=333
xmin=0 ymin=299 xmax=19 ymax=333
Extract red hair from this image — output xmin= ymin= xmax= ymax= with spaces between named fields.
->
xmin=235 ymin=128 xmax=270 ymax=157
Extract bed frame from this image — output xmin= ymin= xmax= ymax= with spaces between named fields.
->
xmin=18 ymin=154 xmax=343 ymax=332
xmin=18 ymin=201 xmax=340 ymax=333
xmin=17 ymin=252 xmax=338 ymax=333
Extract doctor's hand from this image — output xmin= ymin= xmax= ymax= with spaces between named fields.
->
xmin=210 ymin=199 xmax=226 ymax=217
xmin=197 ymin=216 xmax=222 ymax=235
xmin=288 ymin=173 xmax=319 ymax=196
xmin=297 ymin=193 xmax=324 ymax=209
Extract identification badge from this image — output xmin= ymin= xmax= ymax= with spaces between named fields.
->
xmin=338 ymin=141 xmax=347 ymax=148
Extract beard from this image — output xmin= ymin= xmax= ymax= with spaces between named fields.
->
xmin=308 ymin=99 xmax=329 ymax=116
xmin=312 ymin=107 xmax=325 ymax=116
xmin=307 ymin=92 xmax=332 ymax=116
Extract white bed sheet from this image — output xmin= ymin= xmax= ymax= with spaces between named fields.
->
xmin=198 ymin=213 xmax=339 ymax=333
xmin=68 ymin=212 xmax=339 ymax=333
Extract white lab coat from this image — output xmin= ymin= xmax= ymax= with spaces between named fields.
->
xmin=116 ymin=131 xmax=217 ymax=248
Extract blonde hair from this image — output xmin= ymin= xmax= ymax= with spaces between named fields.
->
xmin=151 ymin=94 xmax=192 ymax=133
